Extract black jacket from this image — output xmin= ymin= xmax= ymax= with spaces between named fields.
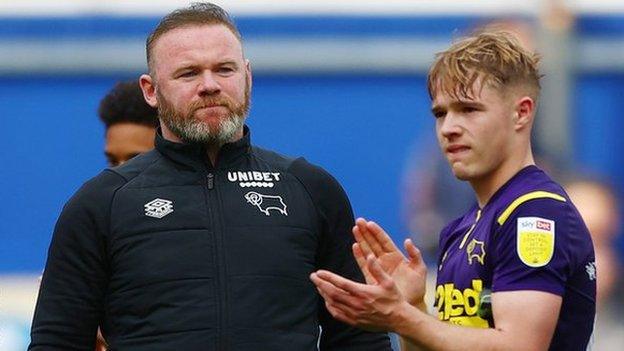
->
xmin=29 ymin=127 xmax=391 ymax=350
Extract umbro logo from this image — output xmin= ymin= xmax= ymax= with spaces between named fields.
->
xmin=144 ymin=198 xmax=174 ymax=218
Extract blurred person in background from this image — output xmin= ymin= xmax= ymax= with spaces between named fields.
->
xmin=98 ymin=80 xmax=159 ymax=167
xmin=28 ymin=3 xmax=391 ymax=350
xmin=566 ymin=179 xmax=623 ymax=351
xmin=95 ymin=80 xmax=158 ymax=350
xmin=311 ymin=30 xmax=596 ymax=351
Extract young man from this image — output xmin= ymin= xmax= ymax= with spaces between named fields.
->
xmin=98 ymin=80 xmax=159 ymax=167
xmin=29 ymin=3 xmax=391 ymax=350
xmin=311 ymin=31 xmax=596 ymax=351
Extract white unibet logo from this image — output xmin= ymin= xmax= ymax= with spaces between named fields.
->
xmin=144 ymin=198 xmax=174 ymax=218
xmin=228 ymin=171 xmax=281 ymax=188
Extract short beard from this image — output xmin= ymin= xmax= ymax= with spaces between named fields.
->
xmin=157 ymin=81 xmax=250 ymax=147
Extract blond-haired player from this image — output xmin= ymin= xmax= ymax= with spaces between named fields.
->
xmin=311 ymin=31 xmax=596 ymax=351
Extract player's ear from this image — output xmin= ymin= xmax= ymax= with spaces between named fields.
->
xmin=139 ymin=74 xmax=158 ymax=108
xmin=245 ymin=59 xmax=253 ymax=92
xmin=514 ymin=96 xmax=534 ymax=131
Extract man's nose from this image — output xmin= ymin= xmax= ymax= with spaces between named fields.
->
xmin=439 ymin=113 xmax=462 ymax=139
xmin=198 ymin=71 xmax=221 ymax=96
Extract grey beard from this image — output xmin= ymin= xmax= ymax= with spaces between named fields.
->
xmin=162 ymin=113 xmax=245 ymax=147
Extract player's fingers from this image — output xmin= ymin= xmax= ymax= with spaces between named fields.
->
xmin=405 ymin=239 xmax=424 ymax=267
xmin=352 ymin=222 xmax=373 ymax=257
xmin=366 ymin=254 xmax=393 ymax=290
xmin=357 ymin=219 xmax=385 ymax=257
xmin=366 ymin=221 xmax=400 ymax=253
xmin=314 ymin=270 xmax=366 ymax=297
xmin=312 ymin=273 xmax=367 ymax=311
xmin=352 ymin=243 xmax=376 ymax=284
xmin=311 ymin=273 xmax=348 ymax=301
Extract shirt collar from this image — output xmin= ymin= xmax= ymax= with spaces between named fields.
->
xmin=155 ymin=125 xmax=251 ymax=171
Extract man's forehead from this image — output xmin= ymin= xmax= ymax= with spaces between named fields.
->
xmin=431 ymin=90 xmax=481 ymax=107
xmin=152 ymin=24 xmax=242 ymax=56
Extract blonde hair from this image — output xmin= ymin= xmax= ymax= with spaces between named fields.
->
xmin=427 ymin=30 xmax=541 ymax=100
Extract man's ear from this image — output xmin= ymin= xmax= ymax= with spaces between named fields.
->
xmin=245 ymin=59 xmax=253 ymax=91
xmin=514 ymin=96 xmax=535 ymax=131
xmin=139 ymin=74 xmax=158 ymax=108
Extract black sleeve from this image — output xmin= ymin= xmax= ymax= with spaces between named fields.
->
xmin=29 ymin=171 xmax=124 ymax=350
xmin=290 ymin=158 xmax=392 ymax=351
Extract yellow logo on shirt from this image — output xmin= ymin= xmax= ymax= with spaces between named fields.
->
xmin=435 ymin=279 xmax=489 ymax=328
xmin=466 ymin=239 xmax=486 ymax=265
xmin=517 ymin=217 xmax=555 ymax=267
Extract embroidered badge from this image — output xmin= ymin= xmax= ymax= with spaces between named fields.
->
xmin=144 ymin=198 xmax=174 ymax=218
xmin=466 ymin=239 xmax=486 ymax=265
xmin=517 ymin=217 xmax=555 ymax=267
xmin=585 ymin=261 xmax=597 ymax=281
xmin=244 ymin=191 xmax=288 ymax=216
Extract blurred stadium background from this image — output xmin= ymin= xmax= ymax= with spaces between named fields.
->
xmin=1 ymin=1 xmax=623 ymax=350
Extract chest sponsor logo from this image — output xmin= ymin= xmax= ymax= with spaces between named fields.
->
xmin=466 ymin=239 xmax=486 ymax=265
xmin=435 ymin=279 xmax=489 ymax=328
xmin=228 ymin=171 xmax=281 ymax=188
xmin=144 ymin=198 xmax=174 ymax=218
xmin=517 ymin=217 xmax=555 ymax=267
xmin=245 ymin=191 xmax=288 ymax=216
xmin=585 ymin=261 xmax=597 ymax=281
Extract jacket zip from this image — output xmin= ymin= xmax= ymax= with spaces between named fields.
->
xmin=205 ymin=171 xmax=228 ymax=350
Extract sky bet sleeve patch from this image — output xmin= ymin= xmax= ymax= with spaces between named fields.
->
xmin=516 ymin=217 xmax=555 ymax=267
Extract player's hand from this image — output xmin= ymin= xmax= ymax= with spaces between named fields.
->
xmin=310 ymin=254 xmax=413 ymax=332
xmin=352 ymin=218 xmax=427 ymax=306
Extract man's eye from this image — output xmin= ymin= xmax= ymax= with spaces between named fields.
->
xmin=218 ymin=67 xmax=234 ymax=74
xmin=463 ymin=107 xmax=478 ymax=113
xmin=179 ymin=71 xmax=196 ymax=78
xmin=433 ymin=111 xmax=446 ymax=119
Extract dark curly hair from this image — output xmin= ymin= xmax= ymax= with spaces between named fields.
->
xmin=98 ymin=80 xmax=159 ymax=129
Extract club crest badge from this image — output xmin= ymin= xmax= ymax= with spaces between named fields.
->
xmin=466 ymin=239 xmax=486 ymax=265
xmin=144 ymin=198 xmax=174 ymax=218
xmin=244 ymin=191 xmax=288 ymax=216
xmin=517 ymin=217 xmax=555 ymax=267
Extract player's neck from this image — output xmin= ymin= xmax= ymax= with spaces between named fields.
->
xmin=471 ymin=153 xmax=535 ymax=208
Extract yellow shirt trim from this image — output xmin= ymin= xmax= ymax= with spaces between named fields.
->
xmin=496 ymin=191 xmax=566 ymax=226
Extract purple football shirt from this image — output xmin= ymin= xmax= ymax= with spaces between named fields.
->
xmin=435 ymin=166 xmax=596 ymax=350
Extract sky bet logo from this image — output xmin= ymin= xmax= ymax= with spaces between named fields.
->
xmin=518 ymin=217 xmax=554 ymax=232
xmin=536 ymin=220 xmax=552 ymax=231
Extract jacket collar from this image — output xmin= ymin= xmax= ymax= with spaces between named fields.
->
xmin=155 ymin=125 xmax=251 ymax=171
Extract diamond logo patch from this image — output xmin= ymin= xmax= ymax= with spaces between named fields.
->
xmin=144 ymin=198 xmax=174 ymax=218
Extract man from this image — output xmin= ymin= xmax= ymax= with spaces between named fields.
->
xmin=98 ymin=80 xmax=159 ymax=167
xmin=29 ymin=3 xmax=390 ymax=350
xmin=311 ymin=31 xmax=596 ymax=351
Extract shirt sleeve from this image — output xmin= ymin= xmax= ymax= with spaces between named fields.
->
xmin=491 ymin=197 xmax=577 ymax=296
xmin=289 ymin=158 xmax=392 ymax=351
xmin=29 ymin=171 xmax=124 ymax=350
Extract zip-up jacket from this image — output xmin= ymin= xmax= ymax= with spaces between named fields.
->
xmin=29 ymin=126 xmax=391 ymax=350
